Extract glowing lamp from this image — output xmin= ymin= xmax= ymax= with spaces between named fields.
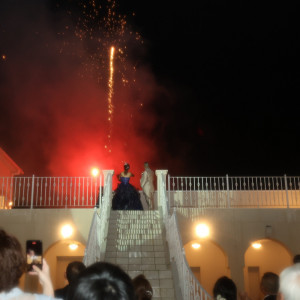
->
xmin=69 ymin=243 xmax=78 ymax=250
xmin=252 ymin=242 xmax=262 ymax=249
xmin=91 ymin=168 xmax=100 ymax=177
xmin=196 ymin=224 xmax=210 ymax=238
xmin=192 ymin=243 xmax=201 ymax=249
xmin=61 ymin=225 xmax=73 ymax=239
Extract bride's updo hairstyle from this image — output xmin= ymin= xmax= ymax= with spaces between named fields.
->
xmin=124 ymin=163 xmax=130 ymax=171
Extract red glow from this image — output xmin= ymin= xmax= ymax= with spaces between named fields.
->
xmin=29 ymin=70 xmax=159 ymax=189
xmin=2 ymin=31 xmax=160 ymax=191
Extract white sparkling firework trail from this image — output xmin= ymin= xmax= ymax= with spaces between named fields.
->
xmin=107 ymin=46 xmax=115 ymax=152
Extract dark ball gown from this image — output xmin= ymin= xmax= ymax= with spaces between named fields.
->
xmin=112 ymin=176 xmax=143 ymax=210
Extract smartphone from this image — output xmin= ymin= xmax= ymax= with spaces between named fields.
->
xmin=26 ymin=240 xmax=43 ymax=272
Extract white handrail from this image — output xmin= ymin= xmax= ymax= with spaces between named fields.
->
xmin=166 ymin=211 xmax=212 ymax=300
xmin=157 ymin=171 xmax=212 ymax=300
xmin=98 ymin=171 xmax=113 ymax=260
xmin=83 ymin=171 xmax=113 ymax=266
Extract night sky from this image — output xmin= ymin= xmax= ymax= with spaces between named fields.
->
xmin=0 ymin=0 xmax=299 ymax=180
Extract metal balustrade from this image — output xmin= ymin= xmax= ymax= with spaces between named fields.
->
xmin=2 ymin=174 xmax=300 ymax=209
xmin=168 ymin=175 xmax=300 ymax=208
xmin=0 ymin=176 xmax=300 ymax=209
xmin=0 ymin=175 xmax=103 ymax=209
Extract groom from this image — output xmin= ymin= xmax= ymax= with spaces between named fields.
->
xmin=140 ymin=162 xmax=155 ymax=209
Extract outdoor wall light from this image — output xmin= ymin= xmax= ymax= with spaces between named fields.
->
xmin=196 ymin=224 xmax=209 ymax=238
xmin=192 ymin=243 xmax=201 ymax=249
xmin=61 ymin=225 xmax=73 ymax=239
xmin=69 ymin=243 xmax=78 ymax=250
xmin=252 ymin=242 xmax=262 ymax=249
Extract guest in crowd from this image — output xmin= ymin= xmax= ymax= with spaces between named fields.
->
xmin=55 ymin=261 xmax=86 ymax=300
xmin=132 ymin=274 xmax=153 ymax=300
xmin=67 ymin=262 xmax=135 ymax=300
xmin=213 ymin=276 xmax=237 ymax=300
xmin=260 ymin=272 xmax=279 ymax=300
xmin=278 ymin=263 xmax=300 ymax=300
xmin=0 ymin=228 xmax=56 ymax=299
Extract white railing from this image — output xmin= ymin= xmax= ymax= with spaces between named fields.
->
xmin=83 ymin=209 xmax=100 ymax=267
xmin=0 ymin=175 xmax=102 ymax=209
xmin=157 ymin=171 xmax=212 ymax=300
xmin=98 ymin=171 xmax=113 ymax=260
xmin=168 ymin=175 xmax=300 ymax=208
xmin=2 ymin=174 xmax=299 ymax=209
xmin=166 ymin=212 xmax=212 ymax=300
xmin=82 ymin=171 xmax=113 ymax=266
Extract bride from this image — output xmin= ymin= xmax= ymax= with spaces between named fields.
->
xmin=112 ymin=163 xmax=143 ymax=210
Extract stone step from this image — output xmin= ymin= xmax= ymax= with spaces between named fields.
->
xmin=106 ymin=243 xmax=165 ymax=251
xmin=109 ymin=217 xmax=161 ymax=221
xmin=108 ymin=228 xmax=162 ymax=236
xmin=105 ymin=257 xmax=169 ymax=266
xmin=127 ymin=270 xmax=173 ymax=280
xmin=109 ymin=222 xmax=162 ymax=228
xmin=110 ymin=210 xmax=160 ymax=218
xmin=104 ymin=251 xmax=169 ymax=262
xmin=106 ymin=243 xmax=166 ymax=250
xmin=105 ymin=250 xmax=168 ymax=258
xmin=109 ymin=221 xmax=162 ymax=226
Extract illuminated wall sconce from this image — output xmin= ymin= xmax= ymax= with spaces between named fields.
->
xmin=196 ymin=224 xmax=210 ymax=238
xmin=61 ymin=225 xmax=73 ymax=239
xmin=252 ymin=242 xmax=262 ymax=249
xmin=69 ymin=243 xmax=78 ymax=250
xmin=192 ymin=243 xmax=201 ymax=249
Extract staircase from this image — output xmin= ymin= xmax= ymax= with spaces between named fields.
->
xmin=104 ymin=210 xmax=176 ymax=300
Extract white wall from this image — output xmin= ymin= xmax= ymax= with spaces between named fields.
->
xmin=184 ymin=239 xmax=229 ymax=295
xmin=176 ymin=208 xmax=300 ymax=293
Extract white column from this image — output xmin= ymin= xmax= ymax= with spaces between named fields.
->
xmin=155 ymin=170 xmax=168 ymax=214
xmin=102 ymin=170 xmax=114 ymax=181
xmin=102 ymin=170 xmax=114 ymax=197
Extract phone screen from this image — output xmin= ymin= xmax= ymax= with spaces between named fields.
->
xmin=26 ymin=240 xmax=43 ymax=272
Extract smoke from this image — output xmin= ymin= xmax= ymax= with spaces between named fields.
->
xmin=0 ymin=0 xmax=163 ymax=186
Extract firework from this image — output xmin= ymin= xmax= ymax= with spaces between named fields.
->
xmin=107 ymin=46 xmax=115 ymax=152
xmin=55 ymin=0 xmax=142 ymax=84
xmin=54 ymin=0 xmax=144 ymax=154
